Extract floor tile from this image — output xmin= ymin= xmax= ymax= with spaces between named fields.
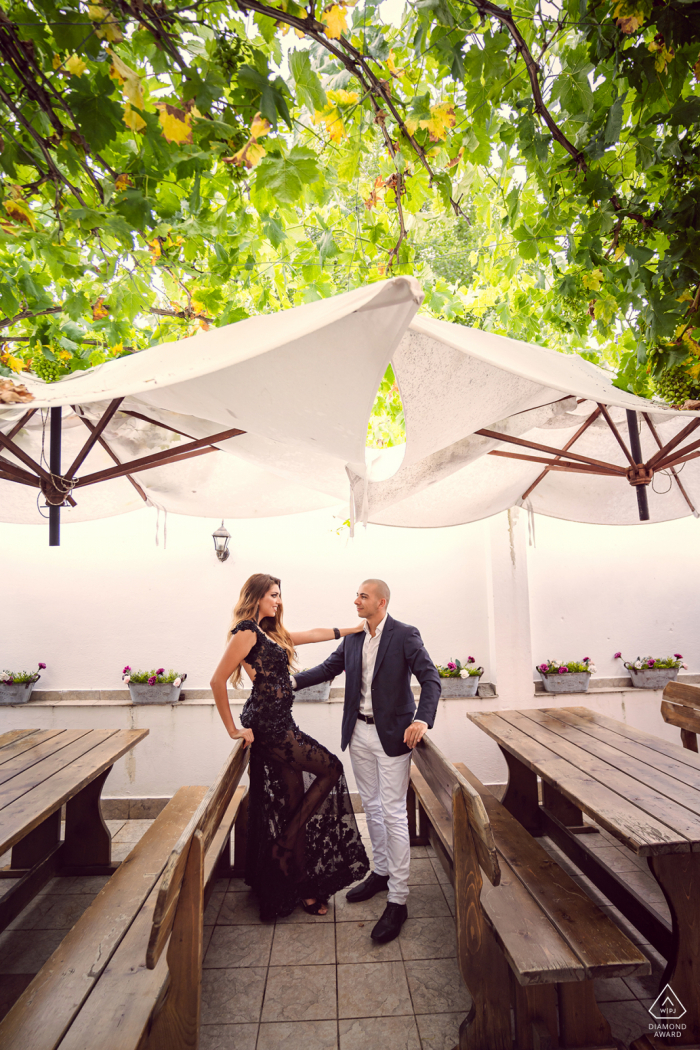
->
xmin=407 ymin=859 xmax=438 ymax=885
xmin=429 ymin=859 xmax=451 ymax=885
xmin=36 ymin=876 xmax=76 ymax=895
xmin=621 ymin=869 xmax=668 ymax=905
xmin=204 ymin=891 xmax=226 ymax=926
xmin=26 ymin=894 xmax=95 ymax=930
xmin=110 ymin=842 xmax=134 ymax=863
xmin=404 ymin=957 xmax=470 ymax=1014
xmin=276 ymin=897 xmax=336 ymax=924
xmin=591 ymin=846 xmax=648 ymax=874
xmin=204 ymin=925 xmax=273 ymax=968
xmin=217 ymin=891 xmax=264 ymax=925
xmin=262 ymin=964 xmax=337 ymax=1022
xmin=334 ymin=891 xmax=387 ymax=923
xmin=7 ymin=895 xmax=58 ymax=931
xmin=339 ymin=1015 xmax=420 ymax=1050
xmin=623 ymin=971 xmax=662 ymax=1000
xmin=399 ymin=917 xmax=456 ymax=961
xmin=199 ymin=1024 xmax=259 ymax=1050
xmin=201 ymin=967 xmax=267 ymax=1024
xmin=407 ymin=884 xmax=451 ymax=918
xmin=410 ymin=846 xmax=429 ymax=859
xmin=593 ymin=977 xmax=637 ymax=1003
xmin=60 ymin=875 xmax=111 ymax=895
xmin=105 ymin=820 xmax=126 ymax=835
xmin=337 ymin=961 xmax=412 ymax=1018
xmin=258 ymin=1020 xmax=338 ymax=1049
xmin=270 ymin=922 xmax=336 ymax=965
xmin=0 ymin=929 xmax=65 ymax=974
xmin=335 ymin=919 xmax=401 ymax=963
xmin=0 ymin=974 xmax=34 ymax=1022
xmin=598 ymin=997 xmax=654 ymax=1046
xmin=111 ymin=819 xmax=155 ymax=842
xmin=416 ymin=1011 xmax=464 ymax=1050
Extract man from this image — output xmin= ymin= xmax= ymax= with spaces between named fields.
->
xmin=292 ymin=579 xmax=441 ymax=943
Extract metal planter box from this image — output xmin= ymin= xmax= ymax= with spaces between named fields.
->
xmin=128 ymin=682 xmax=183 ymax=704
xmin=539 ymin=671 xmax=591 ymax=694
xmin=295 ymin=681 xmax=332 ymax=702
xmin=439 ymin=676 xmax=480 ymax=698
xmin=628 ymin=667 xmax=679 ymax=690
xmin=0 ymin=680 xmax=37 ymax=705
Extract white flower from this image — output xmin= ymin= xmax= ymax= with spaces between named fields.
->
xmin=123 ymin=675 xmax=131 ymax=684
xmin=459 ymin=669 xmax=469 ymax=679
xmin=0 ymin=671 xmax=11 ymax=682
xmin=173 ymin=677 xmax=182 ymax=687
xmin=588 ymin=666 xmax=597 ymax=674
xmin=634 ymin=660 xmax=642 ymax=669
xmin=682 ymin=663 xmax=688 ymax=670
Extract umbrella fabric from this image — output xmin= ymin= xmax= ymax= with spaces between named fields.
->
xmin=0 ymin=278 xmax=422 ymax=524
xmin=349 ymin=317 xmax=700 ymax=527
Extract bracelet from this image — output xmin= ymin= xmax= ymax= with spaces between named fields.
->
xmin=333 ymin=627 xmax=340 ymax=639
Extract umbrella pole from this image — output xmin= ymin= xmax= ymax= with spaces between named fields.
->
xmin=49 ymin=406 xmax=61 ymax=546
xmin=626 ymin=409 xmax=650 ymax=521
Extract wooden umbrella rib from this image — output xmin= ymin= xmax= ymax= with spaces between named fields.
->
xmin=655 ymin=448 xmax=700 ymax=472
xmin=488 ymin=450 xmax=620 ymax=475
xmin=596 ymin=404 xmax=636 ymax=468
xmin=74 ymin=426 xmax=246 ymax=488
xmin=0 ymin=467 xmax=40 ymax=488
xmin=65 ymin=398 xmax=124 ymax=479
xmin=0 ymin=430 xmax=51 ymax=483
xmin=0 ymin=456 xmax=41 ymax=485
xmin=520 ymin=405 xmax=603 ymax=501
xmin=642 ymin=413 xmax=697 ymax=515
xmin=647 ymin=416 xmax=700 ymax=470
xmin=3 ymin=409 xmax=36 ymax=441
xmin=477 ymin=427 xmax=627 ymax=474
xmin=74 ymin=411 xmax=148 ymax=503
xmin=654 ymin=433 xmax=700 ymax=472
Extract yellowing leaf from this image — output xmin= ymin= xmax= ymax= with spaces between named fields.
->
xmin=3 ymin=199 xmax=36 ymax=230
xmin=314 ymin=106 xmax=345 ymax=142
xmin=0 ymin=351 xmax=25 ymax=373
xmin=56 ymin=350 xmax=72 ymax=362
xmin=148 ymin=237 xmax=162 ymax=261
xmin=612 ymin=2 xmax=645 ymax=32
xmin=225 ymin=139 xmax=267 ymax=169
xmin=387 ymin=50 xmax=405 ymax=77
xmin=250 ymin=112 xmax=271 ymax=140
xmin=425 ymin=103 xmax=456 ymax=141
xmin=321 ymin=5 xmax=347 ymax=39
xmin=582 ymin=268 xmax=604 ymax=291
xmin=65 ymin=53 xmax=87 ymax=76
xmin=92 ymin=298 xmax=109 ymax=320
xmin=115 ymin=173 xmax=131 ymax=191
xmin=328 ymin=89 xmax=359 ymax=105
xmin=294 ymin=28 xmax=305 ymax=37
xmin=158 ymin=106 xmax=192 ymax=144
xmin=52 ymin=53 xmax=62 ymax=70
xmin=110 ymin=342 xmax=124 ymax=356
xmin=108 ymin=50 xmax=144 ymax=110
xmin=87 ymin=5 xmax=123 ymax=41
xmin=694 ymin=51 xmax=700 ymax=80
xmin=87 ymin=5 xmax=108 ymax=19
xmin=123 ymin=102 xmax=146 ymax=132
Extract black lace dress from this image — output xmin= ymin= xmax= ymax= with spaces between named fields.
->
xmin=235 ymin=620 xmax=369 ymax=919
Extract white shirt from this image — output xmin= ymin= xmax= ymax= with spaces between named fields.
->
xmin=360 ymin=614 xmax=387 ymax=717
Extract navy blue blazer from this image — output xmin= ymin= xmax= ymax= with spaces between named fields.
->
xmin=293 ymin=614 xmax=441 ymax=757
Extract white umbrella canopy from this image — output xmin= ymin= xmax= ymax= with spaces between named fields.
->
xmin=0 ymin=278 xmax=423 ymax=531
xmin=350 ymin=317 xmax=700 ymax=527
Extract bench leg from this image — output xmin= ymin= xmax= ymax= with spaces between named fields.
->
xmin=11 ymin=809 xmax=61 ymax=869
xmin=681 ymin=729 xmax=698 ymax=752
xmin=147 ymin=829 xmax=204 ymax=1050
xmin=500 ymin=749 xmax=541 ymax=835
xmin=512 ymin=979 xmax=558 ymax=1050
xmin=557 ymin=981 xmax=614 ymax=1048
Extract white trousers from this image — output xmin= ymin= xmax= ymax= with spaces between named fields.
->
xmin=349 ymin=719 xmax=412 ymax=905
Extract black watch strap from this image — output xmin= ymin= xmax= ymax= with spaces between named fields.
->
xmin=333 ymin=627 xmax=340 ymax=639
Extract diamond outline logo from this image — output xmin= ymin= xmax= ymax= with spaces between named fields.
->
xmin=649 ymin=984 xmax=687 ymax=1021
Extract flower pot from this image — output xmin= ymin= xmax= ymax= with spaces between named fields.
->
xmin=295 ymin=681 xmax=332 ymax=702
xmin=128 ymin=682 xmax=183 ymax=704
xmin=0 ymin=680 xmax=37 ymax=705
xmin=627 ymin=667 xmax=679 ymax=690
xmin=439 ymin=676 xmax=481 ymax=698
xmin=539 ymin=671 xmax=591 ymax=694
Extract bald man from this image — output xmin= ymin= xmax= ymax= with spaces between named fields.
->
xmin=292 ymin=579 xmax=440 ymax=943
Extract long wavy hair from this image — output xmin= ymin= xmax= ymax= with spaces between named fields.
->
xmin=227 ymin=573 xmax=296 ymax=687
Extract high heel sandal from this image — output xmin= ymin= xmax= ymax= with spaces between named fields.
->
xmin=300 ymin=898 xmax=328 ymax=915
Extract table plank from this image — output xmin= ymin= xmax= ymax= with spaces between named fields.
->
xmin=469 ymin=712 xmax=688 ymax=854
xmin=0 ymin=731 xmax=93 ymax=788
xmin=550 ymin=707 xmax=700 ymax=791
xmin=565 ymin=706 xmax=700 ymax=774
xmin=515 ymin=708 xmax=700 ymax=842
xmin=0 ymin=730 xmax=148 ymax=855
xmin=0 ymin=730 xmax=38 ymax=750
xmin=539 ymin=707 xmax=700 ymax=814
xmin=0 ymin=731 xmax=65 ymax=768
xmin=0 ymin=731 xmax=119 ymax=814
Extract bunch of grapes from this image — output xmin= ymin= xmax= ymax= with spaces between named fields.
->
xmin=32 ymin=355 xmax=63 ymax=383
xmin=654 ymin=363 xmax=700 ymax=406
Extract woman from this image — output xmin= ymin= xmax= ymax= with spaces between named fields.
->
xmin=210 ymin=573 xmax=369 ymax=921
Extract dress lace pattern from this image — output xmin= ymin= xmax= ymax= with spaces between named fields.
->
xmin=235 ymin=620 xmax=369 ymax=918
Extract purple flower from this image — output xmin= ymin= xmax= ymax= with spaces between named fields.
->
xmin=467 ymin=656 xmax=475 ymax=663
xmin=156 ymin=667 xmax=165 ymax=675
xmin=582 ymin=657 xmax=590 ymax=662
xmin=148 ymin=675 xmax=157 ymax=685
xmin=647 ymin=659 xmax=655 ymax=667
xmin=558 ymin=666 xmax=568 ymax=674
xmin=613 ymin=652 xmax=622 ymax=659
xmin=38 ymin=662 xmax=46 ymax=670
xmin=123 ymin=665 xmax=131 ymax=673
xmin=447 ymin=662 xmax=456 ymax=670
xmin=538 ymin=663 xmax=549 ymax=672
xmin=674 ymin=653 xmax=683 ymax=659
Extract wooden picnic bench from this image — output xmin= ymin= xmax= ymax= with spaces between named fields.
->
xmin=0 ymin=728 xmax=149 ymax=932
xmin=408 ymin=734 xmax=649 ymax=1050
xmin=661 ymin=680 xmax=700 ymax=752
xmin=469 ymin=706 xmax=700 ymax=1047
xmin=0 ymin=738 xmax=249 ymax=1050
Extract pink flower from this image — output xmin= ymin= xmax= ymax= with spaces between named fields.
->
xmin=156 ymin=668 xmax=165 ymax=675
xmin=682 ymin=663 xmax=688 ymax=669
xmin=674 ymin=653 xmax=683 ymax=659
xmin=538 ymin=663 xmax=548 ymax=672
xmin=558 ymin=666 xmax=568 ymax=674
xmin=647 ymin=659 xmax=655 ymax=668
xmin=173 ymin=677 xmax=182 ymax=687
xmin=148 ymin=676 xmax=157 ymax=685
xmin=123 ymin=675 xmax=131 ymax=684
xmin=613 ymin=652 xmax=622 ymax=659
xmin=123 ymin=665 xmax=131 ymax=673
xmin=582 ymin=657 xmax=590 ymax=662
xmin=447 ymin=662 xmax=456 ymax=670
xmin=38 ymin=662 xmax=46 ymax=670
xmin=467 ymin=656 xmax=475 ymax=663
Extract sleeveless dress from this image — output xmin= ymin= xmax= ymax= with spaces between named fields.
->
xmin=234 ymin=620 xmax=369 ymax=919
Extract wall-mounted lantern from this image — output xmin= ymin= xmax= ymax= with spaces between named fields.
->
xmin=212 ymin=521 xmax=231 ymax=562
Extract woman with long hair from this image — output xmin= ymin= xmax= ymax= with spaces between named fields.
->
xmin=210 ymin=573 xmax=369 ymax=920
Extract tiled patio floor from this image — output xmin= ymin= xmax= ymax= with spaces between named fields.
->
xmin=0 ymin=814 xmax=668 ymax=1049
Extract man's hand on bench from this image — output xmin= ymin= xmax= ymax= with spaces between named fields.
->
xmin=404 ymin=721 xmax=427 ymax=749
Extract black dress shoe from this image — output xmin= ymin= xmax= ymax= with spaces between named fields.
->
xmin=371 ymin=902 xmax=408 ymax=943
xmin=346 ymin=871 xmax=390 ymax=903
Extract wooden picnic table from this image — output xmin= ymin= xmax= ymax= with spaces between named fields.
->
xmin=0 ymin=727 xmax=148 ymax=932
xmin=468 ymin=706 xmax=700 ymax=1046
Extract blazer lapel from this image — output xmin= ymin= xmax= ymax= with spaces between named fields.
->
xmin=371 ymin=614 xmax=394 ymax=681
